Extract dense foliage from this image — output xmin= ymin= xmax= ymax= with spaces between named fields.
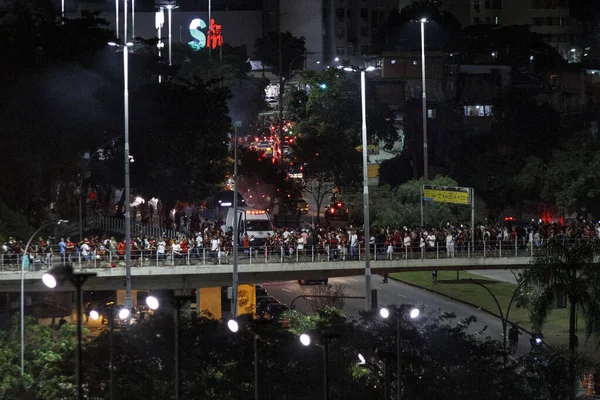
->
xmin=1 ymin=308 xmax=590 ymax=399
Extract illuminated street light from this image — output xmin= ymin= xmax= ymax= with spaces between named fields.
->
xmin=299 ymin=331 xmax=340 ymax=400
xmin=41 ymin=264 xmax=96 ymax=400
xmin=379 ymin=305 xmax=420 ymax=400
xmin=118 ymin=308 xmax=130 ymax=320
xmin=300 ymin=333 xmax=311 ymax=346
xmin=358 ymin=353 xmax=366 ymax=365
xmin=146 ymin=295 xmax=159 ymax=310
xmin=227 ymin=319 xmax=240 ymax=333
xmin=89 ymin=310 xmax=100 ymax=321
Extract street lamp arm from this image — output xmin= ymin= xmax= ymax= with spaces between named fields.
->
xmin=290 ymin=295 xmax=365 ymax=310
xmin=288 ymin=53 xmax=306 ymax=78
xmin=468 ymin=278 xmax=505 ymax=323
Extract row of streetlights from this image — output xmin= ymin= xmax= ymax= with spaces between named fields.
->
xmin=225 ymin=304 xmax=420 ymax=400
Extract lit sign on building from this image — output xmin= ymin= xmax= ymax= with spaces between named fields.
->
xmin=188 ymin=18 xmax=223 ymax=51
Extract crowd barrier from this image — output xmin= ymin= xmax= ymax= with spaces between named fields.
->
xmin=0 ymin=239 xmax=556 ymax=272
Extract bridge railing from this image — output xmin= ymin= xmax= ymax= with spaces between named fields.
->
xmin=0 ymin=239 xmax=551 ymax=272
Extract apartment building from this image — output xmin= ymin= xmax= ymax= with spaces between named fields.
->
xmin=444 ymin=0 xmax=573 ymax=60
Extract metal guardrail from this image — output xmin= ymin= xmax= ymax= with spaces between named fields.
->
xmin=0 ymin=239 xmax=544 ymax=272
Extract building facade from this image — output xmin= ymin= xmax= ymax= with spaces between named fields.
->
xmin=444 ymin=0 xmax=573 ymax=60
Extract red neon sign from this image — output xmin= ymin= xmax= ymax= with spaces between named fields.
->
xmin=207 ymin=18 xmax=223 ymax=50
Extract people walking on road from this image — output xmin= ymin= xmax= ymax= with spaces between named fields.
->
xmin=432 ymin=270 xmax=438 ymax=285
xmin=382 ymin=273 xmax=389 ymax=283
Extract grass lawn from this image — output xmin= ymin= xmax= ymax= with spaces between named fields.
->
xmin=390 ymin=270 xmax=597 ymax=356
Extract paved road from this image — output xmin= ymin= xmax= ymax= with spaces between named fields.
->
xmin=263 ymin=275 xmax=532 ymax=357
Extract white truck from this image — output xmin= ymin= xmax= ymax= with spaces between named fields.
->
xmin=221 ymin=207 xmax=275 ymax=245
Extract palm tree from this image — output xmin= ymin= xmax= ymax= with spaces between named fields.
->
xmin=524 ymin=236 xmax=600 ymax=356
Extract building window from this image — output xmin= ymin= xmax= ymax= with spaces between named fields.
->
xmin=336 ymin=28 xmax=345 ymax=39
xmin=495 ymin=16 xmax=499 ymax=25
xmin=361 ymin=45 xmax=369 ymax=54
xmin=485 ymin=0 xmax=490 ymax=9
xmin=464 ymin=105 xmax=493 ymax=117
xmin=474 ymin=17 xmax=481 ymax=24
xmin=336 ymin=46 xmax=345 ymax=56
xmin=485 ymin=16 xmax=491 ymax=24
xmin=492 ymin=0 xmax=501 ymax=8
xmin=361 ymin=8 xmax=368 ymax=20
xmin=413 ymin=60 xmax=418 ymax=65
xmin=336 ymin=8 xmax=345 ymax=21
xmin=360 ymin=27 xmax=369 ymax=37
xmin=427 ymin=109 xmax=437 ymax=119
xmin=474 ymin=0 xmax=480 ymax=11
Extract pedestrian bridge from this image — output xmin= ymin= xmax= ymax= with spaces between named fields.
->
xmin=0 ymin=246 xmax=533 ymax=292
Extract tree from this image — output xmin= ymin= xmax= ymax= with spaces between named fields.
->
xmin=308 ymin=284 xmax=347 ymax=312
xmin=345 ymin=176 xmax=473 ymax=227
xmin=254 ymin=32 xmax=306 ymax=80
xmin=0 ymin=316 xmax=77 ymax=399
xmin=0 ymin=7 xmax=116 ymax=222
xmin=515 ymin=132 xmax=600 ymax=218
xmin=524 ymin=237 xmax=600 ymax=357
xmin=127 ymin=81 xmax=231 ymax=212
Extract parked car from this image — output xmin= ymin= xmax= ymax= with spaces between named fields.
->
xmin=298 ymin=278 xmax=328 ymax=285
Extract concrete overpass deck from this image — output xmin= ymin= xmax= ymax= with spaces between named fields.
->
xmin=0 ymin=251 xmax=532 ymax=292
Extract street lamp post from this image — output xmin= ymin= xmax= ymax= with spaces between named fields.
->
xmin=20 ymin=219 xmax=68 ymax=377
xmin=227 ymin=319 xmax=262 ymax=400
xmin=299 ymin=331 xmax=340 ymax=400
xmin=165 ymin=4 xmax=178 ymax=66
xmin=232 ymin=121 xmax=242 ymax=317
xmin=468 ymin=278 xmax=527 ymax=362
xmin=419 ymin=18 xmax=428 ymax=182
xmin=380 ymin=305 xmax=420 ymax=400
xmin=115 ymin=0 xmax=119 ymax=39
xmin=108 ymin=39 xmax=134 ymax=317
xmin=342 ymin=65 xmax=377 ymax=311
xmin=42 ymin=265 xmax=97 ymax=400
xmin=89 ymin=304 xmax=130 ymax=400
xmin=156 ymin=8 xmax=165 ymax=83
xmin=360 ymin=70 xmax=372 ymax=311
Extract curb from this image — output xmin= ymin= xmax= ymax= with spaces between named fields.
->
xmin=388 ymin=274 xmax=535 ymax=338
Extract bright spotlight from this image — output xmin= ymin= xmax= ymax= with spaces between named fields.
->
xmin=343 ymin=67 xmax=354 ymax=72
xmin=146 ymin=296 xmax=159 ymax=310
xmin=227 ymin=319 xmax=239 ymax=333
xmin=535 ymin=337 xmax=542 ymax=345
xmin=420 ymin=18 xmax=427 ymax=23
xmin=410 ymin=308 xmax=420 ymax=319
xmin=42 ymin=273 xmax=57 ymax=289
xmin=334 ymin=57 xmax=340 ymax=62
xmin=365 ymin=66 xmax=376 ymax=72
xmin=358 ymin=353 xmax=366 ymax=365
xmin=379 ymin=307 xmax=390 ymax=319
xmin=300 ymin=333 xmax=311 ymax=346
xmin=118 ymin=308 xmax=130 ymax=320
xmin=89 ymin=310 xmax=100 ymax=320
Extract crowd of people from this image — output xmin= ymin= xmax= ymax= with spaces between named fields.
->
xmin=1 ymin=219 xmax=599 ymax=268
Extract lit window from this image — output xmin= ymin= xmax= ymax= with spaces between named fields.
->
xmin=413 ymin=60 xmax=418 ymax=65
xmin=427 ymin=109 xmax=437 ymax=118
xmin=391 ymin=59 xmax=397 ymax=64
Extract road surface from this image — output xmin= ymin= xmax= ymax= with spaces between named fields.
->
xmin=263 ymin=275 xmax=532 ymax=357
